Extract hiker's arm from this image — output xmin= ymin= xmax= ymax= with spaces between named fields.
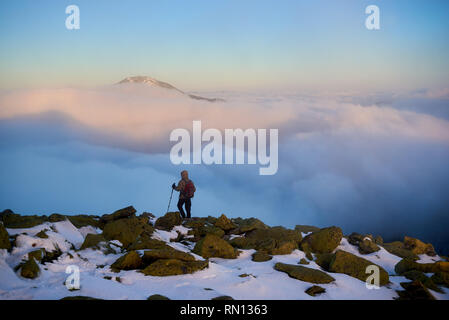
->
xmin=174 ymin=180 xmax=184 ymax=192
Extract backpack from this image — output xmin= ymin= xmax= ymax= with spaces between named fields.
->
xmin=183 ymin=180 xmax=195 ymax=198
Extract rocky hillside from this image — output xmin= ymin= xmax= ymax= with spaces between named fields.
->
xmin=0 ymin=207 xmax=448 ymax=300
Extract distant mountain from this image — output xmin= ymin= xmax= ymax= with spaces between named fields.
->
xmin=118 ymin=76 xmax=225 ymax=102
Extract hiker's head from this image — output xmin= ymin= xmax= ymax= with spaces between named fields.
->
xmin=181 ymin=170 xmax=189 ymax=180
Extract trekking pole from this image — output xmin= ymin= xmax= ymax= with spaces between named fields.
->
xmin=167 ymin=187 xmax=174 ymax=213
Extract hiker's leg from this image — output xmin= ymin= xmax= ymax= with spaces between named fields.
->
xmin=185 ymin=198 xmax=191 ymax=218
xmin=177 ymin=199 xmax=186 ymax=218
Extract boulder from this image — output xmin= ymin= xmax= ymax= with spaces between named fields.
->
xmin=299 ymin=258 xmax=310 ymax=265
xmin=103 ymin=217 xmax=154 ymax=248
xmin=0 ymin=223 xmax=11 ymax=250
xmin=66 ymin=215 xmax=102 ymax=229
xmin=396 ymin=280 xmax=435 ymax=300
xmin=128 ymin=237 xmax=168 ymax=251
xmin=274 ymin=263 xmax=335 ymax=284
xmin=358 ymin=239 xmax=380 ymax=254
xmin=1 ymin=210 xmax=47 ymax=228
xmin=214 ymin=214 xmax=236 ymax=232
xmin=147 ymin=294 xmax=170 ymax=300
xmin=315 ymin=253 xmax=335 ymax=271
xmin=294 ymin=225 xmax=320 ymax=234
xmin=403 ymin=236 xmax=436 ymax=256
xmin=100 ymin=206 xmax=136 ymax=224
xmin=374 ymin=235 xmax=383 ymax=245
xmin=381 ymin=241 xmax=419 ymax=260
xmin=395 ymin=258 xmax=449 ymax=274
xmin=141 ymin=259 xmax=208 ymax=276
xmin=251 ymin=251 xmax=272 ymax=262
xmin=111 ymin=251 xmax=144 ymax=271
xmin=431 ymin=272 xmax=449 ymax=288
xmin=20 ymin=258 xmax=40 ymax=279
xmin=28 ymin=248 xmax=46 ymax=263
xmin=347 ymin=232 xmax=365 ymax=246
xmin=193 ymin=234 xmax=238 ymax=259
xmin=80 ymin=234 xmax=106 ymax=250
xmin=301 ymin=226 xmax=342 ymax=254
xmin=329 ymin=250 xmax=389 ymax=286
xmin=402 ymin=270 xmax=442 ymax=293
xmin=187 ymin=222 xmax=225 ymax=241
xmin=35 ymin=230 xmax=49 ymax=239
xmin=305 ymin=285 xmax=326 ymax=297
xmin=154 ymin=212 xmax=182 ymax=231
xmin=143 ymin=247 xmax=195 ymax=263
xmin=229 ymin=217 xmax=268 ymax=234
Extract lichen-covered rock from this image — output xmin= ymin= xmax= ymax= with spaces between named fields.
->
xmin=294 ymin=225 xmax=320 ymax=234
xmin=395 ymin=258 xmax=449 ymax=274
xmin=141 ymin=259 xmax=208 ymax=276
xmin=329 ymin=250 xmax=389 ymax=286
xmin=193 ymin=234 xmax=238 ymax=259
xmin=396 ymin=280 xmax=435 ymax=300
xmin=402 ymin=270 xmax=442 ymax=293
xmin=299 ymin=258 xmax=310 ymax=265
xmin=1 ymin=210 xmax=47 ymax=228
xmin=431 ymin=272 xmax=449 ymax=288
xmin=315 ymin=253 xmax=335 ymax=271
xmin=111 ymin=251 xmax=143 ymax=271
xmin=358 ymin=239 xmax=380 ymax=254
xmin=80 ymin=234 xmax=106 ymax=250
xmin=147 ymin=294 xmax=170 ymax=300
xmin=274 ymin=263 xmax=335 ymax=284
xmin=67 ymin=215 xmax=102 ymax=229
xmin=300 ymin=226 xmax=342 ymax=254
xmin=381 ymin=241 xmax=419 ymax=260
xmin=251 ymin=251 xmax=272 ymax=262
xmin=0 ymin=223 xmax=11 ymax=250
xmin=154 ymin=212 xmax=182 ymax=231
xmin=100 ymin=206 xmax=136 ymax=224
xmin=35 ymin=230 xmax=49 ymax=239
xmin=28 ymin=248 xmax=46 ymax=263
xmin=103 ymin=217 xmax=154 ymax=248
xmin=20 ymin=258 xmax=40 ymax=279
xmin=403 ymin=236 xmax=436 ymax=256
xmin=229 ymin=217 xmax=268 ymax=234
xmin=347 ymin=232 xmax=365 ymax=246
xmin=214 ymin=214 xmax=236 ymax=232
xmin=128 ymin=237 xmax=168 ymax=251
xmin=143 ymin=247 xmax=195 ymax=263
xmin=305 ymin=285 xmax=326 ymax=297
xmin=188 ymin=223 xmax=225 ymax=241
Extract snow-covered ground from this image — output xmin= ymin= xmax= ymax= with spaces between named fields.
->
xmin=1 ymin=218 xmax=448 ymax=300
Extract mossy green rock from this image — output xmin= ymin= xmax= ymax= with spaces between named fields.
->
xmin=274 ymin=263 xmax=335 ymax=284
xmin=305 ymin=285 xmax=326 ymax=297
xmin=128 ymin=237 xmax=168 ymax=251
xmin=329 ymin=250 xmax=389 ymax=286
xmin=230 ymin=217 xmax=268 ymax=234
xmin=20 ymin=258 xmax=40 ymax=279
xmin=395 ymin=258 xmax=449 ymax=274
xmin=147 ymin=294 xmax=170 ymax=300
xmin=111 ymin=251 xmax=144 ymax=271
xmin=214 ymin=214 xmax=236 ymax=232
xmin=251 ymin=251 xmax=272 ymax=262
xmin=245 ymin=226 xmax=302 ymax=255
xmin=396 ymin=280 xmax=435 ymax=300
xmin=143 ymin=247 xmax=195 ymax=263
xmin=1 ymin=210 xmax=47 ymax=228
xmin=103 ymin=217 xmax=154 ymax=248
xmin=80 ymin=234 xmax=106 ymax=250
xmin=154 ymin=212 xmax=182 ymax=231
xmin=35 ymin=230 xmax=49 ymax=239
xmin=299 ymin=258 xmax=310 ymax=265
xmin=381 ymin=241 xmax=419 ymax=260
xmin=0 ymin=223 xmax=11 ymax=250
xmin=301 ymin=226 xmax=342 ymax=254
xmin=193 ymin=234 xmax=238 ymax=259
xmin=295 ymin=225 xmax=320 ymax=234
xmin=402 ymin=270 xmax=442 ymax=293
xmin=188 ymin=224 xmax=225 ymax=241
xmin=403 ymin=236 xmax=436 ymax=256
xmin=358 ymin=239 xmax=380 ymax=254
xmin=431 ymin=272 xmax=449 ymax=288
xmin=48 ymin=213 xmax=66 ymax=222
xmin=100 ymin=206 xmax=136 ymax=224
xmin=67 ymin=215 xmax=102 ymax=229
xmin=315 ymin=253 xmax=335 ymax=271
xmin=141 ymin=258 xmax=208 ymax=276
xmin=28 ymin=248 xmax=46 ymax=263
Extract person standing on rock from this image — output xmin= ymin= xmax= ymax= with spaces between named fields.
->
xmin=172 ymin=170 xmax=196 ymax=219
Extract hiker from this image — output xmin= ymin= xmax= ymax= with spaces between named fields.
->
xmin=172 ymin=170 xmax=196 ymax=219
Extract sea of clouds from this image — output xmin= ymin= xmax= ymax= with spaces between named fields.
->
xmin=0 ymin=84 xmax=448 ymax=253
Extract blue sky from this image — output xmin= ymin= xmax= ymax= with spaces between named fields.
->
xmin=0 ymin=0 xmax=448 ymax=91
